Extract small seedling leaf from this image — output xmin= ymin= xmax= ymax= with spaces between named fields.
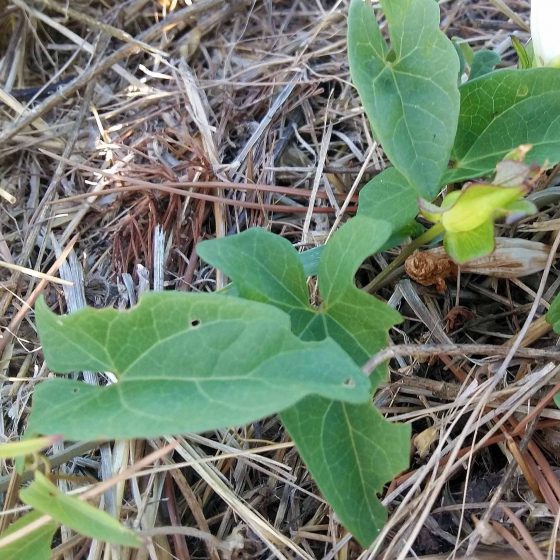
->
xmin=20 ymin=472 xmax=141 ymax=547
xmin=0 ymin=511 xmax=57 ymax=560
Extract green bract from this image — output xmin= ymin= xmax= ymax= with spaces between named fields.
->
xmin=420 ymin=183 xmax=537 ymax=263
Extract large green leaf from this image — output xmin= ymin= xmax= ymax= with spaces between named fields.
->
xmin=198 ymin=218 xmax=400 ymax=378
xmin=197 ymin=217 xmax=410 ymax=546
xmin=20 ymin=472 xmax=140 ymax=547
xmin=0 ymin=511 xmax=57 ymax=560
xmin=348 ymin=0 xmax=460 ymax=198
xmin=30 ymin=294 xmax=370 ymax=440
xmin=447 ymin=68 xmax=560 ymax=183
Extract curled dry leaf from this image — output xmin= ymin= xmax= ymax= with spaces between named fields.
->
xmin=445 ymin=306 xmax=476 ymax=331
xmin=404 ymin=251 xmax=457 ymax=293
xmin=471 ymin=516 xmax=503 ymax=546
xmin=413 ymin=425 xmax=439 ymax=458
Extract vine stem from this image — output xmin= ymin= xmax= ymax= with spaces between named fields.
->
xmin=364 ymin=222 xmax=445 ymax=293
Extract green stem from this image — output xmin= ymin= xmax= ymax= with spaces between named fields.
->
xmin=365 ymin=222 xmax=445 ymax=293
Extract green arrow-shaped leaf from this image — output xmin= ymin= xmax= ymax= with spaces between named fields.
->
xmin=348 ymin=0 xmax=459 ymax=198
xmin=30 ymin=294 xmax=370 ymax=440
xmin=197 ymin=217 xmax=410 ymax=546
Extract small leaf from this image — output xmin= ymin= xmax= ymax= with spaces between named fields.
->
xmin=348 ymin=0 xmax=460 ymax=197
xmin=470 ymin=49 xmax=501 ymax=80
xmin=30 ymin=293 xmax=370 ymax=440
xmin=0 ymin=511 xmax=57 ymax=560
xmin=20 ymin=472 xmax=141 ymax=547
xmin=447 ymin=68 xmax=560 ymax=183
xmin=199 ymin=231 xmax=309 ymax=314
xmin=546 ymin=293 xmax=560 ymax=331
xmin=198 ymin=231 xmax=316 ymax=331
xmin=357 ymin=167 xmax=419 ymax=234
xmin=546 ymin=297 xmax=560 ymax=410
xmin=511 ymin=37 xmax=532 ymax=70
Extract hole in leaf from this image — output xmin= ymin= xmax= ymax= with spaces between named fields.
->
xmin=72 ymin=388 xmax=79 ymax=394
xmin=343 ymin=378 xmax=356 ymax=388
xmin=190 ymin=319 xmax=201 ymax=327
xmin=385 ymin=49 xmax=396 ymax=63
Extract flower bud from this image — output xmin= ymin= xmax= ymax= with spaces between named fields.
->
xmin=531 ymin=0 xmax=560 ymax=67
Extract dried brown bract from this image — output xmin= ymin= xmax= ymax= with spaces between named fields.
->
xmin=445 ymin=305 xmax=476 ymax=331
xmin=404 ymin=251 xmax=457 ymax=292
